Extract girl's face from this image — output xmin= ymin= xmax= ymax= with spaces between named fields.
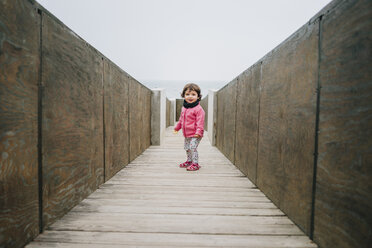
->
xmin=184 ymin=89 xmax=198 ymax=104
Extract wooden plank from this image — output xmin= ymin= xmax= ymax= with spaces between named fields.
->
xmin=55 ymin=212 xmax=293 ymax=224
xmin=95 ymin=184 xmax=265 ymax=196
xmin=0 ymin=0 xmax=40 ymax=247
xmin=216 ymin=80 xmax=238 ymax=163
xmin=117 ymin=170 xmax=244 ymax=176
xmin=48 ymin=215 xmax=303 ymax=235
xmin=86 ymin=192 xmax=270 ymax=203
xmin=41 ymin=11 xmax=104 ymax=227
xmin=98 ymin=184 xmax=260 ymax=193
xmin=29 ymin=231 xmax=317 ymax=248
xmin=257 ymin=21 xmax=319 ymax=235
xmin=235 ymin=62 xmax=261 ymax=183
xmin=77 ymin=198 xmax=279 ymax=209
xmin=103 ymin=59 xmax=130 ymax=180
xmin=314 ymin=0 xmax=372 ymax=247
xmin=70 ymin=205 xmax=285 ymax=216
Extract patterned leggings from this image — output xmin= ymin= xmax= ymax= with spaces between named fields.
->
xmin=184 ymin=137 xmax=201 ymax=164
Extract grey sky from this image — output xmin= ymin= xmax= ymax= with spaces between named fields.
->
xmin=37 ymin=0 xmax=331 ymax=97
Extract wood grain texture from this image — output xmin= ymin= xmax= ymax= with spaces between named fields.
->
xmin=200 ymin=95 xmax=208 ymax=131
xmin=29 ymin=231 xmax=317 ymax=248
xmin=166 ymin=98 xmax=171 ymax=127
xmin=235 ymin=63 xmax=261 ymax=184
xmin=314 ymin=0 xmax=372 ymax=247
xmin=141 ymin=85 xmax=151 ymax=153
xmin=128 ymin=79 xmax=141 ymax=161
xmin=257 ymin=21 xmax=319 ymax=235
xmin=129 ymin=80 xmax=151 ymax=161
xmin=0 ymin=0 xmax=40 ymax=247
xmin=41 ymin=12 xmax=104 ymax=228
xmin=27 ymin=128 xmax=317 ymax=247
xmin=103 ymin=60 xmax=129 ymax=181
xmin=216 ymin=79 xmax=237 ymax=163
xmin=176 ymin=98 xmax=183 ymax=121
xmin=169 ymin=99 xmax=175 ymax=126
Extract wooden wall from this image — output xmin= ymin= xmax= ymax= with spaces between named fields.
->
xmin=314 ymin=0 xmax=372 ymax=247
xmin=41 ymin=11 xmax=105 ymax=228
xmin=234 ymin=63 xmax=261 ymax=183
xmin=216 ymin=80 xmax=237 ymax=163
xmin=103 ymin=61 xmax=129 ymax=181
xmin=0 ymin=1 xmax=152 ymax=247
xmin=0 ymin=1 xmax=40 ymax=247
xmin=215 ymin=0 xmax=372 ymax=247
xmin=129 ymin=80 xmax=151 ymax=161
xmin=257 ymin=20 xmax=319 ymax=235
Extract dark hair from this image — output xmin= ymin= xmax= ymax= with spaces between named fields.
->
xmin=181 ymin=83 xmax=202 ymax=100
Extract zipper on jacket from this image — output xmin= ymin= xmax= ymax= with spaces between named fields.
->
xmin=183 ymin=108 xmax=187 ymax=136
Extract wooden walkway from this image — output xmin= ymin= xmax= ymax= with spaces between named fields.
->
xmin=27 ymin=127 xmax=317 ymax=247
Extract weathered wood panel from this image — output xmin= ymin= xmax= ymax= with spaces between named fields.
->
xmin=169 ymin=99 xmax=175 ymax=126
xmin=103 ymin=60 xmax=129 ymax=181
xmin=141 ymin=85 xmax=151 ymax=152
xmin=235 ymin=63 xmax=261 ymax=184
xmin=257 ymin=22 xmax=319 ymax=235
xmin=314 ymin=0 xmax=372 ymax=247
xmin=129 ymin=80 xmax=151 ymax=161
xmin=200 ymin=95 xmax=208 ymax=131
xmin=29 ymin=233 xmax=317 ymax=248
xmin=128 ymin=80 xmax=140 ymax=160
xmin=176 ymin=98 xmax=183 ymax=121
xmin=166 ymin=98 xmax=170 ymax=127
xmin=41 ymin=12 xmax=104 ymax=227
xmin=216 ymin=80 xmax=237 ymax=163
xmin=0 ymin=0 xmax=40 ymax=247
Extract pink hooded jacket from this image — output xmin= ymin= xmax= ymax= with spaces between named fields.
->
xmin=175 ymin=103 xmax=205 ymax=138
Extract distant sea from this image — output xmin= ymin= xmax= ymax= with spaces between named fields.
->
xmin=140 ymin=80 xmax=228 ymax=99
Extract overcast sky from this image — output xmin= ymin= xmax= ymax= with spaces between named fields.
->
xmin=37 ymin=0 xmax=331 ymax=97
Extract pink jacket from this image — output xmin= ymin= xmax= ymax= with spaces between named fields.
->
xmin=175 ymin=103 xmax=205 ymax=138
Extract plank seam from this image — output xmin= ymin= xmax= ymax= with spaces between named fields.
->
xmin=233 ymin=78 xmax=239 ymax=164
xmin=102 ymin=58 xmax=106 ymax=182
xmin=37 ymin=7 xmax=44 ymax=234
xmin=310 ymin=14 xmax=323 ymax=240
xmin=43 ymin=229 xmax=308 ymax=236
xmin=127 ymin=78 xmax=131 ymax=162
xmin=255 ymin=61 xmax=263 ymax=185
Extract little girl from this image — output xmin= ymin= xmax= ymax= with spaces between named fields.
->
xmin=173 ymin=83 xmax=205 ymax=171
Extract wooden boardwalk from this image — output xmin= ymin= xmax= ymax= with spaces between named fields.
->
xmin=27 ymin=127 xmax=317 ymax=247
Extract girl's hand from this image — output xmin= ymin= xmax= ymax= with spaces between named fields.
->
xmin=173 ymin=130 xmax=178 ymax=134
xmin=194 ymin=134 xmax=201 ymax=138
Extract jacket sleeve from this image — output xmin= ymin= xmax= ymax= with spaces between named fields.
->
xmin=174 ymin=108 xmax=183 ymax=131
xmin=195 ymin=107 xmax=205 ymax=137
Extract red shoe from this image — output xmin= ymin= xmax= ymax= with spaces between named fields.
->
xmin=186 ymin=163 xmax=200 ymax=171
xmin=179 ymin=161 xmax=192 ymax=168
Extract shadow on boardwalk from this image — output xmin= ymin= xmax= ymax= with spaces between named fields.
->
xmin=27 ymin=127 xmax=317 ymax=247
